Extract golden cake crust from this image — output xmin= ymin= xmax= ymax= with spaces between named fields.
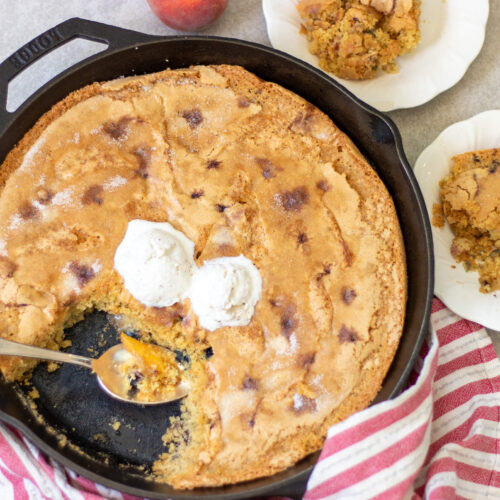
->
xmin=0 ymin=65 xmax=406 ymax=488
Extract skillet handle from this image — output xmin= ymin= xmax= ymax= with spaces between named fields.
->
xmin=0 ymin=17 xmax=155 ymax=131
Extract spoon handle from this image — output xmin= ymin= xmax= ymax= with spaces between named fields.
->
xmin=0 ymin=338 xmax=93 ymax=370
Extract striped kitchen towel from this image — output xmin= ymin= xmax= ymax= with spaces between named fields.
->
xmin=306 ymin=299 xmax=500 ymax=499
xmin=0 ymin=298 xmax=499 ymax=499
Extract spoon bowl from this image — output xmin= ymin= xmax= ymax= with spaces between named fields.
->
xmin=93 ymin=343 xmax=190 ymax=405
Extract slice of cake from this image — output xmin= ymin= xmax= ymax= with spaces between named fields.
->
xmin=297 ymin=0 xmax=421 ymax=80
xmin=437 ymin=148 xmax=500 ymax=293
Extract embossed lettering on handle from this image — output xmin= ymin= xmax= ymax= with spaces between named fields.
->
xmin=8 ymin=27 xmax=64 ymax=70
xmin=0 ymin=17 xmax=157 ymax=141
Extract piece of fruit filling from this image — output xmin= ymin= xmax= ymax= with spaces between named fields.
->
xmin=120 ymin=333 xmax=181 ymax=402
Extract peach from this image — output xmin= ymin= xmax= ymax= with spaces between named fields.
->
xmin=120 ymin=332 xmax=175 ymax=371
xmin=146 ymin=0 xmax=229 ymax=32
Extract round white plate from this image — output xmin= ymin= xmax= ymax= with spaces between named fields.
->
xmin=414 ymin=110 xmax=500 ymax=330
xmin=262 ymin=0 xmax=489 ymax=111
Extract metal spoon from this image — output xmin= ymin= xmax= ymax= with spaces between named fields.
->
xmin=0 ymin=337 xmax=189 ymax=405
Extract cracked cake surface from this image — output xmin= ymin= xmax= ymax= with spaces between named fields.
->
xmin=0 ymin=65 xmax=406 ymax=488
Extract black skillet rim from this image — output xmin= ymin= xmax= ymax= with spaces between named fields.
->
xmin=0 ymin=18 xmax=434 ymax=499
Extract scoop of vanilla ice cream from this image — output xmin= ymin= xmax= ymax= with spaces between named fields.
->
xmin=114 ymin=220 xmax=196 ymax=307
xmin=188 ymin=255 xmax=262 ymax=331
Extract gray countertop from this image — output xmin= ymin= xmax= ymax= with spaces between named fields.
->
xmin=0 ymin=0 xmax=498 ymax=478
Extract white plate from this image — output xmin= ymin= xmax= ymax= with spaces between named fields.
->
xmin=262 ymin=0 xmax=489 ymax=111
xmin=414 ymin=110 xmax=500 ymax=331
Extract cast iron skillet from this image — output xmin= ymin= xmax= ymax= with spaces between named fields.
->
xmin=0 ymin=18 xmax=433 ymax=499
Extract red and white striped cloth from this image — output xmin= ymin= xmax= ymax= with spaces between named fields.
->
xmin=0 ymin=298 xmax=499 ymax=499
xmin=306 ymin=298 xmax=500 ymax=499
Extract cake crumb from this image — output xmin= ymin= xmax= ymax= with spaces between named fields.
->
xmin=47 ymin=361 xmax=60 ymax=373
xmin=111 ymin=420 xmax=121 ymax=431
xmin=93 ymin=433 xmax=108 ymax=443
xmin=432 ymin=203 xmax=445 ymax=228
xmin=57 ymin=434 xmax=68 ymax=447
xmin=28 ymin=387 xmax=40 ymax=399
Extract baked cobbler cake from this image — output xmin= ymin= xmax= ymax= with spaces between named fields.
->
xmin=0 ymin=65 xmax=406 ymax=488
xmin=298 ymin=0 xmax=421 ymax=80
xmin=434 ymin=148 xmax=500 ymax=293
